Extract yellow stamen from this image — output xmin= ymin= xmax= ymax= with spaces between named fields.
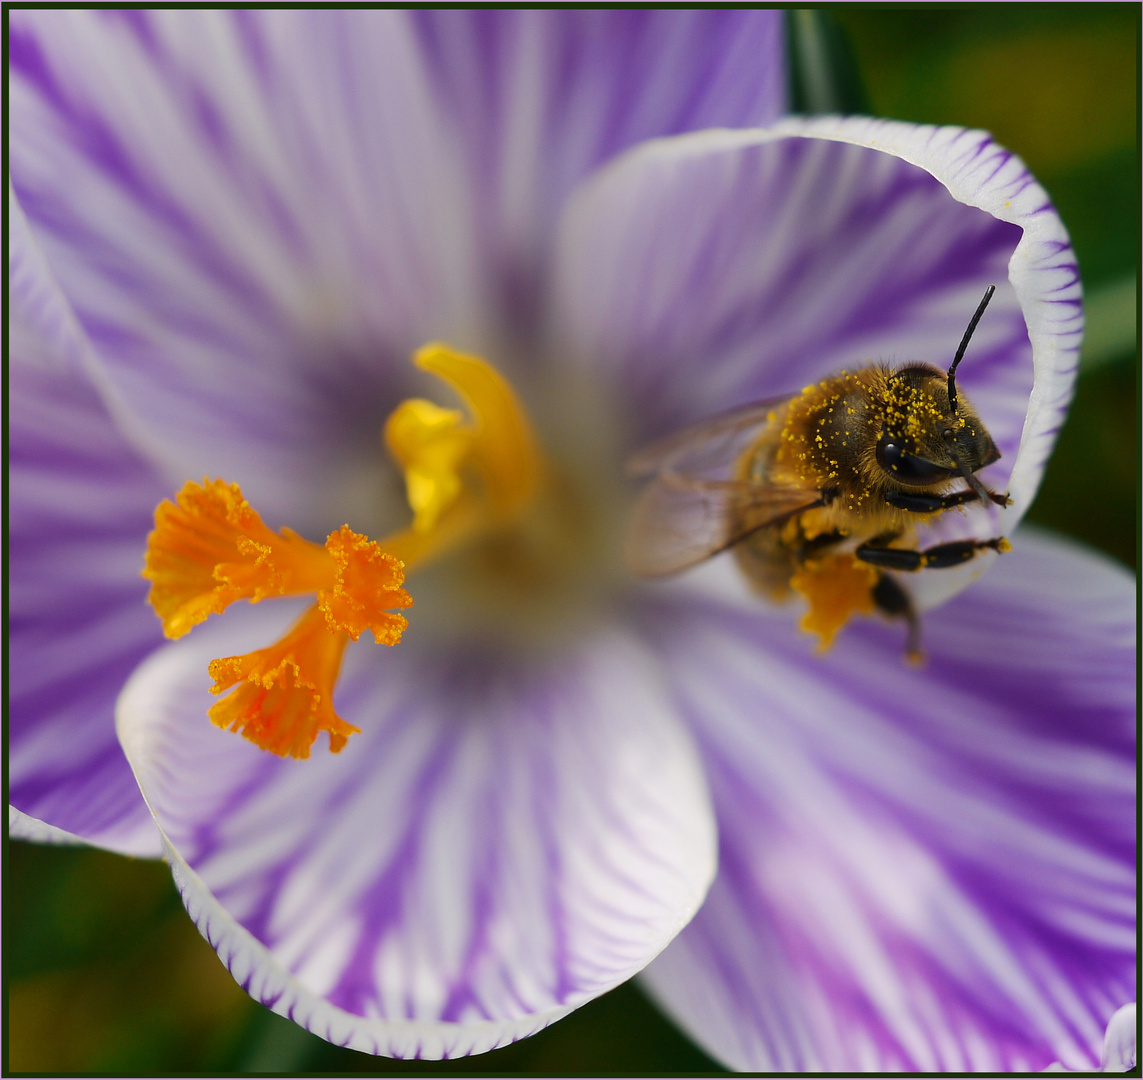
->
xmin=381 ymin=343 xmax=542 ymax=569
xmin=384 ymin=398 xmax=471 ymax=533
xmin=207 ymin=605 xmax=358 ymax=759
xmin=789 ymin=553 xmax=879 ymax=651
xmin=143 ymin=479 xmax=411 ymax=756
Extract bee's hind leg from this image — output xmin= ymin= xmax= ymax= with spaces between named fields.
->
xmin=871 ymin=573 xmax=923 ymax=664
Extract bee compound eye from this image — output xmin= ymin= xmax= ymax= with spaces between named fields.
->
xmin=876 ymin=436 xmax=905 ymax=470
xmin=876 ymin=434 xmax=954 ymax=486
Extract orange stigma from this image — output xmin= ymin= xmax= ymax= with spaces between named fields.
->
xmin=143 ymin=344 xmax=544 ymax=758
xmin=143 ymin=479 xmax=411 ymax=756
xmin=207 ymin=606 xmax=357 ymax=759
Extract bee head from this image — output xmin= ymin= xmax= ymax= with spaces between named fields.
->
xmin=876 ymin=285 xmax=1002 ymax=500
xmin=875 ymin=364 xmax=1000 ymax=487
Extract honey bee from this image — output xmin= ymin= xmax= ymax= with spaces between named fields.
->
xmin=626 ymin=286 xmax=1010 ymax=659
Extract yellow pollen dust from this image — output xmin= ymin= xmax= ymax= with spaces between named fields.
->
xmin=776 ymin=372 xmax=866 ymax=490
xmin=789 ymin=554 xmax=879 ymax=651
xmin=878 ymin=380 xmax=943 ymax=443
xmin=142 ymin=343 xmax=544 ymax=758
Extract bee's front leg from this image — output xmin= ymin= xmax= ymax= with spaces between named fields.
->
xmin=855 ymin=536 xmax=1009 ymax=571
xmin=884 ymin=488 xmax=1009 ymax=513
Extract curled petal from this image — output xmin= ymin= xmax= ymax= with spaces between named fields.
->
xmin=769 ymin=115 xmax=1082 ymax=527
xmin=552 ymin=118 xmax=1076 ymax=611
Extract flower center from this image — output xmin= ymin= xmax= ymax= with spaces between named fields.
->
xmin=383 ymin=350 xmax=623 ymax=656
xmin=142 ymin=344 xmax=571 ymax=757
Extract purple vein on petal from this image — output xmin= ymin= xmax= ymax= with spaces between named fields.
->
xmin=9 ymin=24 xmax=284 ymax=328
xmin=116 ymin=614 xmax=715 ymax=1035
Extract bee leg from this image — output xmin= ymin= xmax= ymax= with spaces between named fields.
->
xmin=871 ymin=573 xmax=923 ymax=663
xmin=856 ymin=536 xmax=1008 ymax=571
xmin=885 ymin=488 xmax=1009 ymax=513
xmin=800 ymin=529 xmax=849 ymax=557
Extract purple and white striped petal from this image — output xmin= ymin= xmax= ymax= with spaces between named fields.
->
xmin=9 ymin=189 xmax=167 ymax=856
xmin=637 ymin=529 xmax=1134 ymax=1072
xmin=115 ymin=604 xmax=716 ymax=1057
xmin=549 ymin=117 xmax=1078 ymax=608
xmin=8 ymin=10 xmax=485 ymax=534
xmin=773 ymin=116 xmax=1082 ymax=525
xmin=410 ymin=10 xmax=786 ymax=325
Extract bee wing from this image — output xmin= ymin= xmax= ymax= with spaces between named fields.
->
xmin=625 ymin=398 xmax=788 ymax=480
xmin=625 ymin=473 xmax=822 ymax=578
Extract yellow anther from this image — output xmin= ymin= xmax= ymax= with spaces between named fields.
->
xmin=384 ymin=399 xmax=471 ymax=533
xmin=412 ymin=343 xmax=539 ymax=517
xmin=380 ymin=343 xmax=543 ymax=569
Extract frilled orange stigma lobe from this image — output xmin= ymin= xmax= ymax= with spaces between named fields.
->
xmin=789 ymin=553 xmax=879 ymax=651
xmin=319 ymin=525 xmax=411 ymax=643
xmin=143 ymin=479 xmax=411 ymax=756
xmin=143 ymin=479 xmax=332 ymax=639
xmin=208 ymin=605 xmax=358 ymax=758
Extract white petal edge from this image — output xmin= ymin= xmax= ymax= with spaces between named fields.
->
xmin=769 ymin=115 xmax=1081 ymax=526
xmin=114 ymin=675 xmax=572 ymax=1058
xmin=114 ymin=614 xmax=717 ymax=1058
xmin=8 ymin=804 xmax=160 ymax=857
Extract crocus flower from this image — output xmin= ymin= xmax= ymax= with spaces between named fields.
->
xmin=9 ymin=10 xmax=1135 ymax=1071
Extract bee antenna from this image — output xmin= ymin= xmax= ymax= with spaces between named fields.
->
xmin=947 ymin=284 xmax=996 ymax=415
xmin=949 ymin=444 xmax=997 ymax=506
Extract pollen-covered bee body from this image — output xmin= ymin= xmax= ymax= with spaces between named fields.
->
xmin=733 ymin=363 xmax=1001 ymax=589
xmin=625 ymin=287 xmax=1009 ymax=657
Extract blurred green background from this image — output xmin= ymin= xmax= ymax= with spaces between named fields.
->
xmin=7 ymin=8 xmax=1137 ymax=1074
